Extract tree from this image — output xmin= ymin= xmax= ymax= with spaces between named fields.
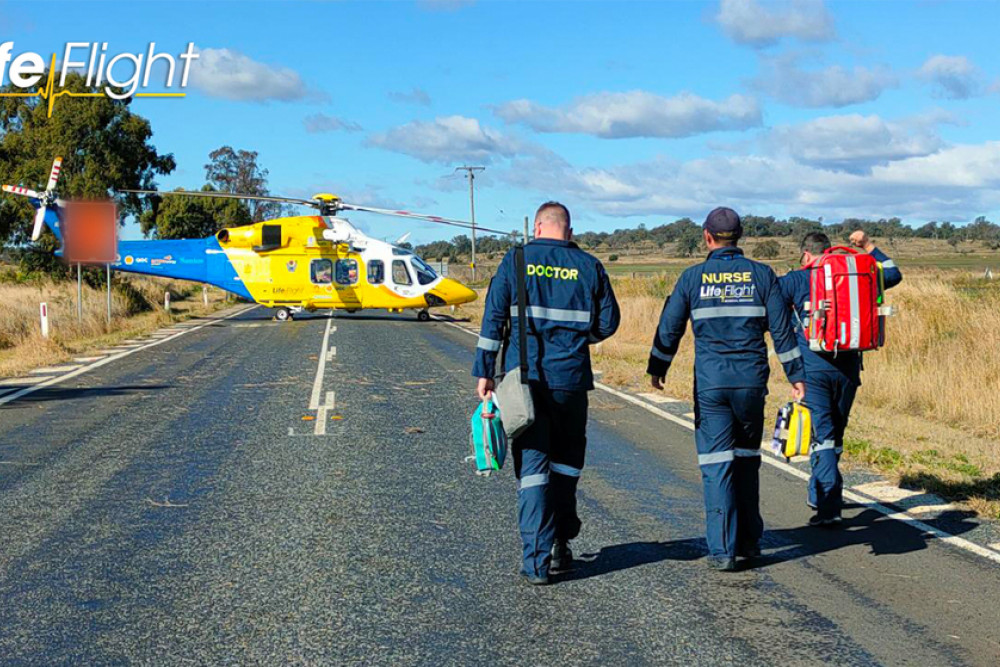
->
xmin=139 ymin=185 xmax=252 ymax=239
xmin=752 ymin=239 xmax=781 ymax=259
xmin=0 ymin=70 xmax=175 ymax=269
xmin=676 ymin=230 xmax=702 ymax=257
xmin=204 ymin=147 xmax=280 ymax=222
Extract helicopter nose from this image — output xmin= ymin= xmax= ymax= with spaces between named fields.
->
xmin=431 ymin=278 xmax=478 ymax=306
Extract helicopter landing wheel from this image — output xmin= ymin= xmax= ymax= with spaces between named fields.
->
xmin=274 ymin=307 xmax=293 ymax=322
xmin=417 ymin=309 xmax=431 ymax=322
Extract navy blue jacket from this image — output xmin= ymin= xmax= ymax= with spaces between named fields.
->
xmin=647 ymin=247 xmax=806 ymax=391
xmin=778 ymin=247 xmax=902 ymax=385
xmin=473 ymin=238 xmax=621 ymax=391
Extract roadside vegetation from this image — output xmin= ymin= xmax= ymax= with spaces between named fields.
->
xmin=454 ymin=243 xmax=1000 ymax=520
xmin=0 ymin=266 xmax=228 ymax=378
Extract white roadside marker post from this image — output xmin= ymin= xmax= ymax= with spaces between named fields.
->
xmin=39 ymin=302 xmax=50 ymax=339
xmin=164 ymin=291 xmax=171 ymax=313
xmin=203 ymin=285 xmax=208 ymax=306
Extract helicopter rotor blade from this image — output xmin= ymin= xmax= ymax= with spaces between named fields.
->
xmin=339 ymin=202 xmax=513 ymax=236
xmin=119 ymin=189 xmax=318 ymax=208
xmin=45 ymin=156 xmax=63 ymax=193
xmin=31 ymin=206 xmax=48 ymax=241
xmin=2 ymin=184 xmax=42 ymax=200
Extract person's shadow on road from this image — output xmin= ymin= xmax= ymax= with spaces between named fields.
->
xmin=558 ymin=538 xmax=705 ymax=582
xmin=556 ymin=506 xmax=982 ymax=580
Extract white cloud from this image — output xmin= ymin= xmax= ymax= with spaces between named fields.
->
xmin=767 ymin=113 xmax=945 ymax=172
xmin=494 ymin=91 xmax=762 ymax=139
xmin=753 ymin=55 xmax=898 ymax=107
xmin=497 ymin=142 xmax=1000 ymax=222
xmin=188 ymin=48 xmax=314 ymax=102
xmin=367 ymin=115 xmax=524 ymax=164
xmin=303 ymin=113 xmax=362 ymax=133
xmin=918 ymin=55 xmax=983 ymax=99
xmin=388 ymin=87 xmax=432 ymax=106
xmin=715 ymin=0 xmax=835 ymax=47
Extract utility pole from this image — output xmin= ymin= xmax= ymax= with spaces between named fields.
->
xmin=455 ymin=166 xmax=485 ymax=281
xmin=524 ymin=216 xmax=530 ymax=245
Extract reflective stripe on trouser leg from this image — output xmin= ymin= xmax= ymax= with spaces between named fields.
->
xmin=514 ymin=398 xmax=555 ymax=578
xmin=694 ymin=390 xmax=739 ymax=559
xmin=805 ymin=374 xmax=855 ymax=520
xmin=729 ymin=388 xmax=766 ymax=555
xmin=548 ymin=390 xmax=589 ymax=542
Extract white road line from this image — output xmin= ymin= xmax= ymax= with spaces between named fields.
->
xmin=438 ymin=315 xmax=1000 ymax=566
xmin=0 ymin=306 xmax=258 ymax=409
xmin=30 ymin=365 xmax=82 ymax=375
xmin=308 ymin=314 xmax=334 ymax=411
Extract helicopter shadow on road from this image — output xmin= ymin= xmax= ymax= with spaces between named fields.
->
xmin=556 ymin=506 xmax=982 ymax=581
xmin=0 ymin=384 xmax=172 ymax=409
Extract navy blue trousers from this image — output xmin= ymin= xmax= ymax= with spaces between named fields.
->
xmin=693 ymin=387 xmax=766 ymax=559
xmin=513 ymin=386 xmax=588 ymax=577
xmin=804 ymin=373 xmax=858 ymax=520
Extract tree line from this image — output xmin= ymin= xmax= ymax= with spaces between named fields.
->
xmin=415 ymin=215 xmax=1000 ymax=262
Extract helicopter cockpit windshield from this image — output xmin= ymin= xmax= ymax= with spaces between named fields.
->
xmin=411 ymin=256 xmax=438 ymax=286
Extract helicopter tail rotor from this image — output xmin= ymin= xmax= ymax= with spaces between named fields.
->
xmin=2 ymin=156 xmax=64 ymax=241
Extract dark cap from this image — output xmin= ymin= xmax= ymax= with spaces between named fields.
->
xmin=703 ymin=207 xmax=742 ymax=241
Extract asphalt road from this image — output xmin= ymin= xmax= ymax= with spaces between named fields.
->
xmin=0 ymin=307 xmax=998 ymax=666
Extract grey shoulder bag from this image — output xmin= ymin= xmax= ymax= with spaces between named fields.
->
xmin=494 ymin=245 xmax=535 ymax=439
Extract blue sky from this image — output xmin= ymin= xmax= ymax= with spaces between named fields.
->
xmin=4 ymin=0 xmax=1000 ymax=242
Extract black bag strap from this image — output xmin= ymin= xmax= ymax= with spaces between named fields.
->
xmin=513 ymin=244 xmax=529 ymax=383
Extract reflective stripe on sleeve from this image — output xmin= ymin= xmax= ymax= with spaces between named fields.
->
xmin=690 ymin=306 xmax=766 ymax=320
xmin=551 ymin=463 xmax=582 ymax=478
xmin=698 ymin=451 xmax=735 ymax=466
xmin=776 ymin=347 xmax=802 ymax=363
xmin=881 ymin=259 xmax=896 ymax=269
xmin=813 ymin=440 xmax=837 ymax=452
xmin=650 ymin=347 xmax=674 ymax=362
xmin=477 ymin=336 xmax=502 ymax=351
xmin=519 ymin=473 xmax=549 ymax=490
xmin=733 ymin=448 xmax=761 ymax=458
xmin=510 ymin=306 xmax=591 ymax=323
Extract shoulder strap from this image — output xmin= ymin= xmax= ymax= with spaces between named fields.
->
xmin=514 ymin=244 xmax=529 ymax=383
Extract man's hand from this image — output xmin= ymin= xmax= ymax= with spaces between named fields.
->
xmin=849 ymin=230 xmax=876 ymax=253
xmin=476 ymin=377 xmax=495 ymax=401
xmin=650 ymin=375 xmax=666 ymax=391
xmin=791 ymin=381 xmax=806 ymax=402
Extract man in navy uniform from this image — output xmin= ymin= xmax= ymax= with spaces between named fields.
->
xmin=779 ymin=230 xmax=902 ymax=526
xmin=473 ymin=201 xmax=620 ymax=585
xmin=647 ymin=207 xmax=805 ymax=571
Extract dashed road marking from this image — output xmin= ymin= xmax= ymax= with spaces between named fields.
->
xmin=638 ymin=392 xmax=681 ymax=404
xmin=0 ymin=306 xmax=258 ymax=409
xmin=30 ymin=365 xmax=82 ymax=375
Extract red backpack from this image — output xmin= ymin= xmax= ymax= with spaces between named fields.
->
xmin=806 ymin=246 xmax=893 ymax=353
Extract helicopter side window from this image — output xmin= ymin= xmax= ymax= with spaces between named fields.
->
xmin=368 ymin=259 xmax=385 ymax=285
xmin=311 ymin=258 xmax=334 ymax=285
xmin=335 ymin=259 xmax=359 ymax=286
xmin=392 ymin=260 xmax=412 ymax=286
xmin=411 ymin=256 xmax=438 ymax=286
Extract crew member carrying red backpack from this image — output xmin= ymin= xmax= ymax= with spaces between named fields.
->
xmin=778 ymin=230 xmax=902 ymax=526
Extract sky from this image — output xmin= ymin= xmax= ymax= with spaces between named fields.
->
xmin=3 ymin=0 xmax=1000 ymax=243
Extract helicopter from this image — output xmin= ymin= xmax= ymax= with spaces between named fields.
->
xmin=3 ymin=157 xmax=515 ymax=321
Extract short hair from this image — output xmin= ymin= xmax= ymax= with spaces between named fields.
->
xmin=800 ymin=232 xmax=831 ymax=255
xmin=535 ymin=201 xmax=571 ymax=227
xmin=706 ymin=231 xmax=738 ymax=248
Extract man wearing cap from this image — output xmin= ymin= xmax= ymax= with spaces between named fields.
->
xmin=646 ymin=207 xmax=806 ymax=571
xmin=779 ymin=230 xmax=903 ymax=527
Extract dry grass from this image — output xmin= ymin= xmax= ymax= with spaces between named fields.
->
xmin=0 ymin=274 xmax=228 ymax=377
xmin=454 ymin=264 xmax=1000 ymax=518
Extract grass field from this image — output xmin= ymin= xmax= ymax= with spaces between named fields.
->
xmin=454 ymin=240 xmax=1000 ymax=519
xmin=0 ymin=271 xmax=228 ymax=378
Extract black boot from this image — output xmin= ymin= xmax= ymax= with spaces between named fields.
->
xmin=550 ymin=540 xmax=573 ymax=572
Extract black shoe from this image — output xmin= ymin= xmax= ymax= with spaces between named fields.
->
xmin=808 ymin=514 xmax=843 ymax=528
xmin=519 ymin=570 xmax=551 ymax=586
xmin=736 ymin=543 xmax=761 ymax=559
xmin=707 ymin=556 xmax=737 ymax=572
xmin=550 ymin=540 xmax=573 ymax=572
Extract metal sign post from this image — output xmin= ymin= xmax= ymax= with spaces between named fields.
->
xmin=106 ymin=264 xmax=112 ymax=328
xmin=77 ymin=264 xmax=82 ymax=322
